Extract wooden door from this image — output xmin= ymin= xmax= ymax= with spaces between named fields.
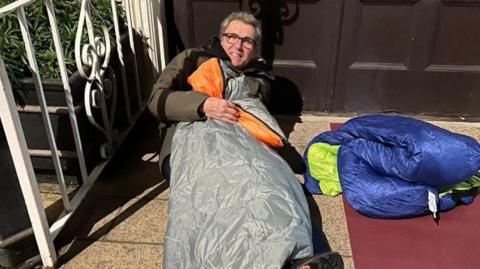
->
xmin=169 ymin=0 xmax=343 ymax=114
xmin=333 ymin=0 xmax=480 ymax=117
xmin=168 ymin=0 xmax=480 ymax=116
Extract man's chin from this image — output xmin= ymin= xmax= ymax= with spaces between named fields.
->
xmin=231 ymin=60 xmax=246 ymax=68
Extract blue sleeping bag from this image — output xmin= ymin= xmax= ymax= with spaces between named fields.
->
xmin=304 ymin=115 xmax=480 ymax=218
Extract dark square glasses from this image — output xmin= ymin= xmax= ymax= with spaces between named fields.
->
xmin=222 ymin=33 xmax=256 ymax=49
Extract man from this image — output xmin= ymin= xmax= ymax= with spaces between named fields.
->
xmin=148 ymin=11 xmax=343 ymax=269
xmin=148 ymin=11 xmax=272 ymax=179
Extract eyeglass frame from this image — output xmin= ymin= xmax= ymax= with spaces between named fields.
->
xmin=221 ymin=33 xmax=257 ymax=49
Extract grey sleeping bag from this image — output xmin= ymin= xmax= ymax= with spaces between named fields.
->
xmin=163 ymin=60 xmax=313 ymax=268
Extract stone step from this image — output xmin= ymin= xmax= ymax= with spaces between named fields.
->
xmin=28 ymin=149 xmax=78 ymax=159
xmin=17 ymin=104 xmax=81 ymax=114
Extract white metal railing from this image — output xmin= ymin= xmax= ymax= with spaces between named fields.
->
xmin=0 ymin=0 xmax=165 ymax=267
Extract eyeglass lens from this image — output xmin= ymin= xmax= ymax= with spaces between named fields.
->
xmin=223 ymin=33 xmax=255 ymax=48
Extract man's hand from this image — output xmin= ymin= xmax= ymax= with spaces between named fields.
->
xmin=202 ymin=97 xmax=239 ymax=124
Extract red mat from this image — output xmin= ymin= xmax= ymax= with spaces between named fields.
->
xmin=330 ymin=123 xmax=480 ymax=269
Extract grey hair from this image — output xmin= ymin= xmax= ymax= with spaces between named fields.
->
xmin=219 ymin=12 xmax=262 ymax=46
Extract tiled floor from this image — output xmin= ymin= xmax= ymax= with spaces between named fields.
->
xmin=36 ymin=114 xmax=480 ymax=269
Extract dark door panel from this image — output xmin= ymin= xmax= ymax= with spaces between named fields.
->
xmin=247 ymin=0 xmax=330 ymax=111
xmin=431 ymin=2 xmax=480 ymax=66
xmin=179 ymin=0 xmax=240 ymax=47
xmin=334 ymin=0 xmax=480 ymax=116
xmin=344 ymin=70 xmax=480 ymax=114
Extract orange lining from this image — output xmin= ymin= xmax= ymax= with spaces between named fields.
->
xmin=187 ymin=58 xmax=223 ymax=98
xmin=238 ymin=109 xmax=284 ymax=147
xmin=188 ymin=58 xmax=284 ymax=148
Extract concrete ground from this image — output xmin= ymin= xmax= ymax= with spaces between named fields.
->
xmin=37 ymin=114 xmax=480 ymax=269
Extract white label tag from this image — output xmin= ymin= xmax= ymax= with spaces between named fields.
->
xmin=428 ymin=190 xmax=438 ymax=220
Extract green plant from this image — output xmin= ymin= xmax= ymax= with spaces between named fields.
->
xmin=0 ymin=0 xmax=126 ymax=89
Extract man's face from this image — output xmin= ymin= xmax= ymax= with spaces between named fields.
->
xmin=221 ymin=20 xmax=257 ymax=69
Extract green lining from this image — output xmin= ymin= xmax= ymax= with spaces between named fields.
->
xmin=307 ymin=143 xmax=342 ymax=196
xmin=439 ymin=175 xmax=480 ymax=198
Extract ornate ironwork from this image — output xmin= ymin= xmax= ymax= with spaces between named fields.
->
xmin=75 ymin=0 xmax=120 ymax=159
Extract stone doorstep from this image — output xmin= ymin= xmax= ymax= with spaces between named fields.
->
xmin=40 ymin=115 xmax=480 ymax=269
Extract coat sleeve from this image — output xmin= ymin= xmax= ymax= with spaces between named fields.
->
xmin=148 ymin=49 xmax=209 ymax=122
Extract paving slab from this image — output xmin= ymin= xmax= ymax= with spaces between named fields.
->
xmin=61 ymin=239 xmax=163 ymax=269
xmin=313 ymin=195 xmax=352 ymax=258
xmin=56 ymin=194 xmax=126 ymax=242
xmin=105 ymin=198 xmax=168 ymax=244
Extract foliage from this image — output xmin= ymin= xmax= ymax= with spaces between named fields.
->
xmin=0 ymin=0 xmax=126 ymax=89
